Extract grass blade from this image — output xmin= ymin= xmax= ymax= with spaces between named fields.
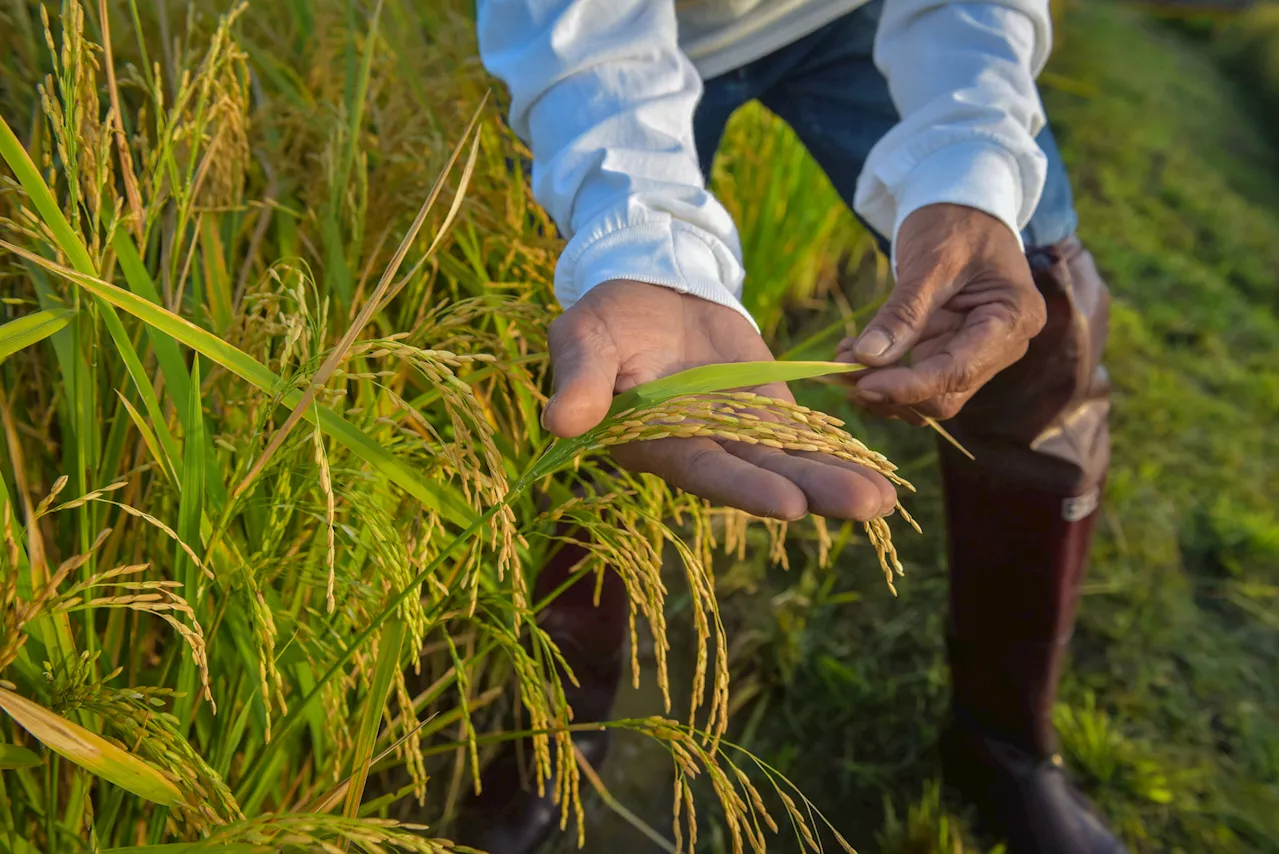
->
xmin=0 ymin=308 xmax=76 ymax=363
xmin=113 ymin=231 xmax=227 ymax=511
xmin=98 ymin=298 xmax=183 ymax=473
xmin=1 ymin=240 xmax=475 ymax=528
xmin=607 ymin=360 xmax=862 ymax=417
xmin=0 ymin=688 xmax=182 ymax=806
xmin=102 ymin=846 xmax=271 ymax=853
xmin=342 ymin=617 xmax=403 ymax=818
xmin=0 ymin=116 xmax=96 ymax=275
xmin=114 ymin=391 xmax=179 ymax=485
xmin=0 ymin=743 xmax=43 ymax=770
xmin=173 ymin=357 xmax=207 ymax=724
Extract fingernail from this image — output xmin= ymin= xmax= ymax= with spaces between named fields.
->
xmin=540 ymin=397 xmax=553 ymax=430
xmin=858 ymin=390 xmax=885 ymax=403
xmin=856 ymin=329 xmax=893 ymax=359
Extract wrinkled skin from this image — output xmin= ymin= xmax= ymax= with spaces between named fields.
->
xmin=542 ymin=203 xmax=1045 ymax=518
xmin=837 ymin=203 xmax=1048 ymax=424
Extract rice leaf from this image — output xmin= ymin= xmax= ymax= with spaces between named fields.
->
xmin=607 ymin=360 xmax=862 ymax=417
xmin=177 ymin=355 xmax=206 ymax=591
xmin=111 ymin=233 xmax=193 ymax=421
xmin=112 ymin=231 xmax=228 ymax=511
xmin=0 ymin=688 xmax=182 ymax=806
xmin=102 ymin=846 xmax=271 ymax=853
xmin=114 ymin=391 xmax=179 ymax=486
xmin=173 ymin=356 xmax=207 ymax=723
xmin=0 ymin=116 xmax=96 ymax=275
xmin=342 ymin=617 xmax=404 ymax=818
xmin=200 ymin=218 xmax=233 ymax=333
xmin=0 ymin=742 xmax=43 ymax=769
xmin=0 ymin=308 xmax=75 ymax=363
xmin=98 ymin=298 xmax=183 ymax=480
xmin=0 ymin=240 xmax=475 ymax=528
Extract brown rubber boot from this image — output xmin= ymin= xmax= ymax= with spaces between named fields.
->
xmin=939 ymin=237 xmax=1127 ymax=853
xmin=940 ymin=458 xmax=1123 ymax=853
xmin=452 ymin=534 xmax=627 ymax=854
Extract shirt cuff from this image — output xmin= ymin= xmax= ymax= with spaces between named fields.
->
xmin=889 ymin=139 xmax=1033 ymax=268
xmin=554 ymin=215 xmax=758 ymax=330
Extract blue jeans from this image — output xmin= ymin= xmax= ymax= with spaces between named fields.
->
xmin=693 ymin=0 xmax=1079 ymax=252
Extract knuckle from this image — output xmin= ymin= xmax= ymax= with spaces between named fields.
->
xmin=550 ymin=307 xmax=616 ymax=361
xmin=948 ymin=359 xmax=982 ymax=392
xmin=936 ymin=398 xmax=965 ymax=420
xmin=885 ymin=295 xmax=929 ymax=329
xmin=548 ymin=308 xmax=592 ymax=344
xmin=1022 ymin=289 xmax=1048 ymax=334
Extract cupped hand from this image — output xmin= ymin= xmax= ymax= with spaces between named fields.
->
xmin=543 ymin=280 xmax=896 ymax=522
xmin=837 ymin=203 xmax=1047 ymax=422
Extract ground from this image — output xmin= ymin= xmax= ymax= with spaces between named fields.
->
xmin=552 ymin=4 xmax=1279 ymax=852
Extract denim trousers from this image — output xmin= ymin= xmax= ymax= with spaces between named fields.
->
xmin=692 ymin=0 xmax=1079 ymax=252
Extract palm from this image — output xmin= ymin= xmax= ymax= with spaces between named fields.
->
xmin=544 ymin=280 xmax=895 ymax=521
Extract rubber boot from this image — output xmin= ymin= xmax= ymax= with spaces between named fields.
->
xmin=941 ymin=456 xmax=1124 ymax=853
xmin=452 ymin=535 xmax=627 ymax=854
xmin=939 ymin=236 xmax=1126 ymax=853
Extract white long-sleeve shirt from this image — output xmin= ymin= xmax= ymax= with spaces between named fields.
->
xmin=476 ymin=0 xmax=1051 ymax=329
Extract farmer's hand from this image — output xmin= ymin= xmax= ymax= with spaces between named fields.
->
xmin=543 ymin=280 xmax=896 ymax=521
xmin=837 ymin=203 xmax=1047 ymax=421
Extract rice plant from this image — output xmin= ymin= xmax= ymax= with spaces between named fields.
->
xmin=0 ymin=2 xmax=912 ymax=851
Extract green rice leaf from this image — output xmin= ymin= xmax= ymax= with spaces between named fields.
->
xmin=114 ymin=391 xmax=179 ymax=487
xmin=101 ymin=846 xmax=270 ymax=853
xmin=0 ymin=308 xmax=75 ymax=363
xmin=0 ymin=116 xmax=96 ymax=276
xmin=112 ymin=232 xmax=229 ymax=512
xmin=0 ymin=742 xmax=42 ymax=769
xmin=0 ymin=688 xmax=182 ymax=806
xmin=98 ymin=298 xmax=182 ymax=476
xmin=342 ymin=616 xmax=404 ymax=818
xmin=111 ymin=233 xmax=193 ymax=411
xmin=172 ymin=357 xmax=207 ymax=723
xmin=0 ymin=240 xmax=475 ymax=528
xmin=177 ymin=355 xmax=206 ymax=591
xmin=607 ymin=360 xmax=862 ymax=417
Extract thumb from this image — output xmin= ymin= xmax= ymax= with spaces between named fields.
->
xmin=852 ymin=271 xmax=947 ymax=367
xmin=542 ymin=310 xmax=620 ymax=438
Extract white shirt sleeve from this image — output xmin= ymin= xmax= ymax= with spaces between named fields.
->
xmin=854 ymin=0 xmax=1053 ymax=260
xmin=476 ymin=0 xmax=757 ymax=328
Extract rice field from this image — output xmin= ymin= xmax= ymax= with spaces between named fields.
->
xmin=1 ymin=2 xmax=1275 ymax=853
xmin=0 ymin=1 xmax=925 ymax=850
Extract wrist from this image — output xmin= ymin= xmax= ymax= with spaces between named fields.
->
xmin=889 ymin=140 xmax=1043 ymax=271
xmin=555 ymin=216 xmax=759 ymax=332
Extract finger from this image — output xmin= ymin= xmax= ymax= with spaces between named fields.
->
xmin=850 ymin=270 xmax=954 ymax=367
xmin=842 ymin=392 xmax=928 ymax=424
xmin=610 ymin=437 xmax=808 ymax=521
xmin=727 ymin=444 xmax=895 ymax=520
xmin=543 ymin=309 xmax=621 ymax=438
xmin=787 ymin=450 xmax=899 ymax=513
xmin=854 ymin=310 xmax=1024 ymax=408
xmin=907 ymin=391 xmax=974 ymax=422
